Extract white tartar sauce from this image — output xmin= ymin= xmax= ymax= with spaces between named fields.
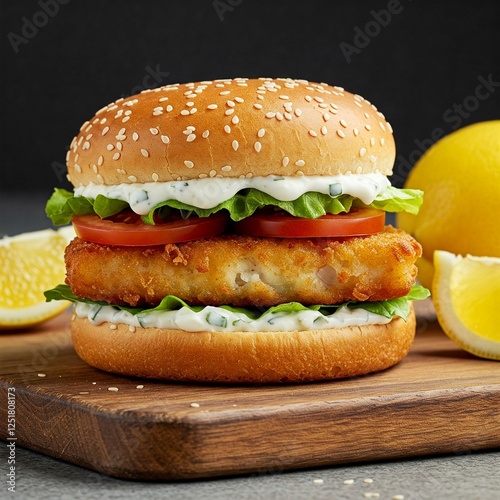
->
xmin=75 ymin=302 xmax=391 ymax=332
xmin=74 ymin=173 xmax=390 ymax=214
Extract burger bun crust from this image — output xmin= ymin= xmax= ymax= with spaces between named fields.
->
xmin=67 ymin=78 xmax=395 ymax=187
xmin=71 ymin=305 xmax=416 ymax=383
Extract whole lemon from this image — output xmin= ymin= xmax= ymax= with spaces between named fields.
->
xmin=397 ymin=121 xmax=500 ymax=289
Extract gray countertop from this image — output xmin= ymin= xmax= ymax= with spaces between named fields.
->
xmin=1 ymin=192 xmax=499 ymax=500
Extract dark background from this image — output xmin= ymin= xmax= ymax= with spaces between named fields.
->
xmin=1 ymin=0 xmax=499 ymax=233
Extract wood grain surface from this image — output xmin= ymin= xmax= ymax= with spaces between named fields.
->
xmin=1 ymin=300 xmax=499 ymax=480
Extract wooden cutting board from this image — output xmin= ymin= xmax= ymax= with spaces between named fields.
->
xmin=1 ymin=299 xmax=499 ymax=480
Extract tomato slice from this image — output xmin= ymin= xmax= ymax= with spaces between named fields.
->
xmin=232 ymin=208 xmax=385 ymax=238
xmin=72 ymin=211 xmax=228 ymax=246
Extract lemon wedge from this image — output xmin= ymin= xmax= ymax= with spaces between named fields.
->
xmin=0 ymin=226 xmax=75 ymax=329
xmin=433 ymin=250 xmax=500 ymax=359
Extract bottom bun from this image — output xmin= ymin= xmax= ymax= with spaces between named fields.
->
xmin=71 ymin=305 xmax=416 ymax=383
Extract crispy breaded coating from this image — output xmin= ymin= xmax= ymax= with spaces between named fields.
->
xmin=65 ymin=226 xmax=421 ymax=307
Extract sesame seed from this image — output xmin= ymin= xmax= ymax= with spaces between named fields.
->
xmin=379 ymin=121 xmax=386 ymax=131
xmin=309 ymin=130 xmax=318 ymax=137
xmin=92 ymin=165 xmax=98 ymax=174
xmin=207 ymin=104 xmax=218 ymax=110
xmin=209 ymin=169 xmax=217 ymax=177
xmin=116 ymin=142 xmax=123 ymax=151
xmin=225 ymin=109 xmax=234 ymax=115
xmin=387 ymin=122 xmax=393 ymax=133
xmin=150 ymin=127 xmax=159 ymax=135
xmin=336 ymin=130 xmax=345 ymax=138
xmin=323 ymin=113 xmax=331 ymax=121
xmin=131 ymin=132 xmax=138 ymax=141
xmin=128 ymin=175 xmax=137 ymax=182
xmin=393 ymin=495 xmax=405 ymax=500
xmin=122 ymin=116 xmax=130 ymax=122
xmin=370 ymin=137 xmax=376 ymax=146
xmin=74 ymin=164 xmax=82 ymax=173
xmin=187 ymin=133 xmax=196 ymax=142
xmin=305 ymin=95 xmax=312 ymax=102
xmin=343 ymin=479 xmax=355 ymax=485
xmin=221 ymin=165 xmax=232 ymax=172
xmin=190 ymin=403 xmax=200 ymax=408
xmin=265 ymin=112 xmax=276 ymax=118
xmin=321 ymin=126 xmax=327 ymax=135
xmin=97 ymin=155 xmax=104 ymax=166
xmin=141 ymin=149 xmax=149 ymax=157
xmin=152 ymin=173 xmax=159 ymax=181
xmin=340 ymin=119 xmax=347 ymax=128
xmin=276 ymin=112 xmax=283 ymax=121
xmin=109 ymin=324 xmax=117 ymax=330
xmin=364 ymin=479 xmax=374 ymax=484
xmin=82 ymin=141 xmax=90 ymax=150
xmin=353 ymin=128 xmax=359 ymax=136
xmin=232 ymin=140 xmax=239 ymax=151
xmin=363 ymin=494 xmax=380 ymax=499
xmin=202 ymin=130 xmax=210 ymax=138
xmin=180 ymin=110 xmax=190 ymax=116
xmin=295 ymin=160 xmax=305 ymax=167
xmin=232 ymin=115 xmax=239 ymax=124
xmin=370 ymin=155 xmax=377 ymax=163
xmin=295 ymin=108 xmax=302 ymax=117
xmin=282 ymin=156 xmax=289 ymax=167
xmin=314 ymin=96 xmax=324 ymax=103
xmin=186 ymin=101 xmax=194 ymax=107
xmin=226 ymin=100 xmax=235 ymax=107
xmin=224 ymin=125 xmax=231 ymax=134
xmin=312 ymin=479 xmax=324 ymax=484
xmin=184 ymin=161 xmax=194 ymax=168
xmin=365 ymin=124 xmax=372 ymax=131
xmin=160 ymin=135 xmax=169 ymax=144
xmin=101 ymin=126 xmax=109 ymax=136
xmin=153 ymin=110 xmax=163 ymax=116
xmin=359 ymin=148 xmax=367 ymax=157
xmin=219 ymin=90 xmax=231 ymax=95
xmin=253 ymin=103 xmax=263 ymax=109
xmin=254 ymin=141 xmax=262 ymax=152
xmin=37 ymin=373 xmax=46 ymax=378
xmin=108 ymin=387 xmax=119 ymax=392
xmin=113 ymin=152 xmax=121 ymax=160
xmin=107 ymin=143 xmax=114 ymax=150
xmin=166 ymin=105 xmax=173 ymax=112
xmin=355 ymin=101 xmax=363 ymax=108
xmin=258 ymin=128 xmax=266 ymax=137
xmin=190 ymin=108 xmax=197 ymax=114
xmin=364 ymin=112 xmax=370 ymax=119
xmin=380 ymin=138 xmax=385 ymax=146
xmin=159 ymin=97 xmax=169 ymax=102
xmin=284 ymin=112 xmax=292 ymax=120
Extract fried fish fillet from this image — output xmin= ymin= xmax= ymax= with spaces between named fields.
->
xmin=65 ymin=226 xmax=421 ymax=308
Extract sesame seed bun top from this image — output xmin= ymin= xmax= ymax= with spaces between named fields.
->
xmin=66 ymin=77 xmax=395 ymax=187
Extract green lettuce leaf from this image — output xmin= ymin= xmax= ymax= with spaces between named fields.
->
xmin=367 ymin=186 xmax=424 ymax=215
xmin=44 ymin=284 xmax=429 ymax=322
xmin=46 ymin=186 xmax=423 ymax=225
